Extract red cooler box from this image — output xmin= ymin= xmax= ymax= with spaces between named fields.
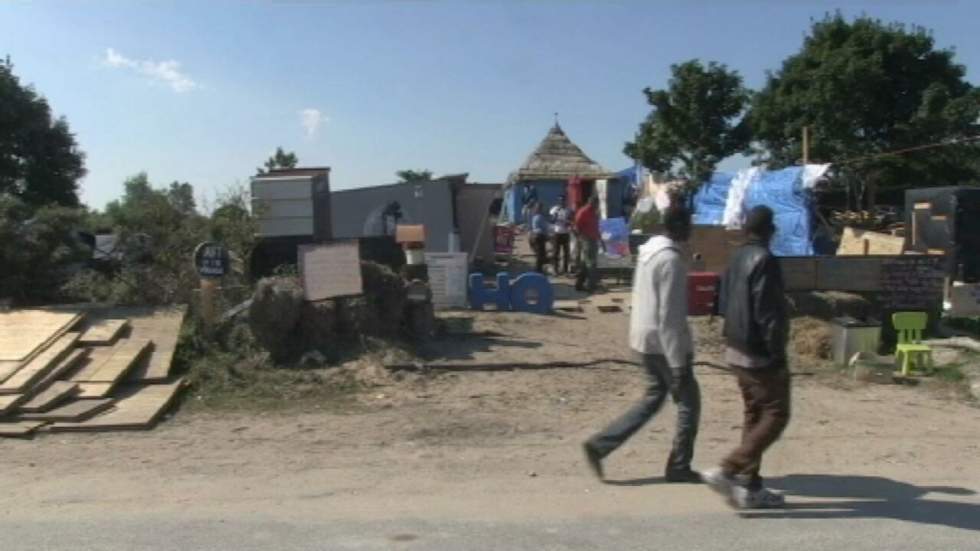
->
xmin=688 ymin=272 xmax=720 ymax=316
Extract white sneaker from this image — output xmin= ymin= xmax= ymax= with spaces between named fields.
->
xmin=702 ymin=467 xmax=736 ymax=499
xmin=732 ymin=486 xmax=786 ymax=509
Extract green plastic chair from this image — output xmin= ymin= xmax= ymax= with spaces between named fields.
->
xmin=892 ymin=312 xmax=933 ymax=377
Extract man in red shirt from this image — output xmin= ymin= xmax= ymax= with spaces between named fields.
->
xmin=574 ymin=195 xmax=601 ymax=292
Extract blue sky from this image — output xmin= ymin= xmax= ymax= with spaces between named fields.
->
xmin=2 ymin=1 xmax=978 ymax=209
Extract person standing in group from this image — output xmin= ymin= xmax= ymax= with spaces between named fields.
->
xmin=582 ymin=204 xmax=701 ymax=483
xmin=573 ymin=195 xmax=601 ymax=292
xmin=549 ymin=194 xmax=572 ymax=275
xmin=529 ymin=201 xmax=550 ymax=274
xmin=521 ymin=184 xmax=539 ymax=228
xmin=703 ymin=205 xmax=790 ymax=509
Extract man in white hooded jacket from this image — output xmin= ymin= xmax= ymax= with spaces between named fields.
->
xmin=583 ymin=204 xmax=702 ymax=483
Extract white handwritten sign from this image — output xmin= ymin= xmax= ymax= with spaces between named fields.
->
xmin=426 ymin=253 xmax=468 ymax=309
xmin=298 ymin=242 xmax=363 ymax=301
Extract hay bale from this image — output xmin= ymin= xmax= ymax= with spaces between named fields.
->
xmin=249 ymin=276 xmax=304 ymax=363
xmin=360 ymin=261 xmax=407 ymax=337
xmin=791 ymin=317 xmax=832 ymax=360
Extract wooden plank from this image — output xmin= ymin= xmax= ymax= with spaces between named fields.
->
xmin=68 ymin=345 xmax=117 ymax=381
xmin=779 ymin=257 xmax=818 ymax=291
xmin=75 ymin=383 xmax=114 ymax=399
xmin=36 ymin=305 xmax=186 ymax=383
xmin=78 ymin=319 xmax=129 ymax=345
xmin=49 ymin=378 xmax=185 ymax=432
xmin=18 ymin=381 xmax=80 ymax=413
xmin=0 ymin=311 xmax=82 ymax=383
xmin=19 ymin=398 xmax=114 ymax=422
xmin=0 ymin=393 xmax=29 ymax=415
xmin=71 ymin=339 xmax=151 ymax=384
xmin=0 ymin=333 xmax=80 ymax=395
xmin=815 ymin=257 xmax=883 ymax=292
xmin=0 ymin=310 xmax=81 ymax=361
xmin=28 ymin=348 xmax=88 ymax=397
xmin=837 ymin=227 xmax=905 ymax=256
xmin=0 ymin=420 xmax=47 ymax=438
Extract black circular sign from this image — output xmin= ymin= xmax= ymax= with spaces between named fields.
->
xmin=193 ymin=241 xmax=230 ymax=278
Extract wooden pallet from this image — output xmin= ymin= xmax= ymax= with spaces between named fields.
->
xmin=50 ymin=378 xmax=185 ymax=432
xmin=0 ymin=333 xmax=80 ymax=395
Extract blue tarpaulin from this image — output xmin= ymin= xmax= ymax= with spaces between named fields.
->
xmin=743 ymin=167 xmax=815 ymax=257
xmin=690 ymin=172 xmax=734 ymax=225
xmin=683 ymin=166 xmax=823 ymax=257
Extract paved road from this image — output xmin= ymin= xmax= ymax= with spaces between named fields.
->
xmin=4 ymin=473 xmax=978 ymax=551
xmin=2 ymin=508 xmax=979 ymax=551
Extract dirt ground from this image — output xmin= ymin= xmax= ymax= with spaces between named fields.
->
xmin=2 ymin=280 xmax=979 ymax=525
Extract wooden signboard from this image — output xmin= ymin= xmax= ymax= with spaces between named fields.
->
xmin=425 ymin=253 xmax=468 ymax=310
xmin=298 ymin=242 xmax=363 ymax=302
xmin=879 ymin=255 xmax=946 ymax=311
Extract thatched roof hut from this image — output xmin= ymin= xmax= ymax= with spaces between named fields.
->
xmin=507 ymin=123 xmax=614 ymax=185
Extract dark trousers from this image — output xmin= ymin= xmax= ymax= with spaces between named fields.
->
xmin=587 ymin=354 xmax=701 ymax=472
xmin=552 ymin=233 xmax=571 ymax=274
xmin=721 ymin=366 xmax=791 ymax=489
xmin=575 ymin=238 xmax=599 ymax=291
xmin=531 ymin=234 xmax=548 ymax=273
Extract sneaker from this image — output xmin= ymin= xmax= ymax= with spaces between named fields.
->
xmin=664 ymin=468 xmax=703 ymax=484
xmin=702 ymin=467 xmax=737 ymax=500
xmin=583 ymin=443 xmax=604 ymax=481
xmin=731 ymin=486 xmax=786 ymax=509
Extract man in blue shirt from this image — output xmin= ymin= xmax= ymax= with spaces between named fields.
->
xmin=529 ymin=202 xmax=550 ymax=273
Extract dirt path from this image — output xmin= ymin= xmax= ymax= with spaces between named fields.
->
xmin=2 ymin=299 xmax=978 ymax=532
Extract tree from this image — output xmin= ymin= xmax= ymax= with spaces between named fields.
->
xmin=749 ymin=14 xmax=980 ymax=208
xmin=166 ymin=181 xmax=196 ymax=215
xmin=257 ymin=147 xmax=298 ymax=174
xmin=624 ymin=60 xmax=750 ymax=188
xmin=0 ymin=57 xmax=86 ymax=207
xmin=395 ymin=169 xmax=433 ymax=183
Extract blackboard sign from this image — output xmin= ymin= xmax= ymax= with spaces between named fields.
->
xmin=193 ymin=242 xmax=230 ymax=278
xmin=879 ymin=255 xmax=946 ymax=311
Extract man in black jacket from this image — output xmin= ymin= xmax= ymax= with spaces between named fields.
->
xmin=703 ymin=206 xmax=790 ymax=509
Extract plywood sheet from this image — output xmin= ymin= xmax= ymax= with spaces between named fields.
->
xmin=0 ymin=393 xmax=29 ymax=415
xmin=78 ymin=319 xmax=129 ymax=345
xmin=0 ymin=310 xmax=80 ymax=361
xmin=18 ymin=381 xmax=80 ymax=413
xmin=0 ymin=333 xmax=80 ymax=395
xmin=0 ymin=420 xmax=46 ymax=437
xmin=299 ymin=242 xmax=363 ymax=301
xmin=49 ymin=378 xmax=184 ymax=432
xmin=837 ymin=227 xmax=905 ymax=256
xmin=71 ymin=339 xmax=151 ymax=384
xmin=20 ymin=398 xmax=114 ymax=422
xmin=38 ymin=305 xmax=186 ymax=383
xmin=30 ymin=348 xmax=88 ymax=396
xmin=75 ymin=383 xmax=113 ymax=399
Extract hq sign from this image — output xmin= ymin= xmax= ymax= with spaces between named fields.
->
xmin=468 ymin=272 xmax=554 ymax=314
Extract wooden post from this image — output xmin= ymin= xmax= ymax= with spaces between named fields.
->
xmin=199 ymin=278 xmax=218 ymax=327
xmin=802 ymin=126 xmax=810 ymax=165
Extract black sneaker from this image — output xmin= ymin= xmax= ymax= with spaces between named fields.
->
xmin=583 ymin=443 xmax=604 ymax=481
xmin=664 ymin=468 xmax=703 ymax=484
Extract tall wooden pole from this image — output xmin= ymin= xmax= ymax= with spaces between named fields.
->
xmin=802 ymin=126 xmax=810 ymax=165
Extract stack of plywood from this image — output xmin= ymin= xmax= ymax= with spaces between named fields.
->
xmin=0 ymin=306 xmax=186 ymax=438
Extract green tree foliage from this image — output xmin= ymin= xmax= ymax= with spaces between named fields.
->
xmin=395 ymin=169 xmax=433 ymax=183
xmin=625 ymin=60 xmax=750 ymax=188
xmin=0 ymin=194 xmax=89 ymax=303
xmin=257 ymin=147 xmax=298 ymax=174
xmin=0 ymin=57 xmax=86 ymax=207
xmin=749 ymin=14 xmax=980 ymax=205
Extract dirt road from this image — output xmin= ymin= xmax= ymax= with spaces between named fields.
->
xmin=2 ymin=300 xmax=979 ymax=549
